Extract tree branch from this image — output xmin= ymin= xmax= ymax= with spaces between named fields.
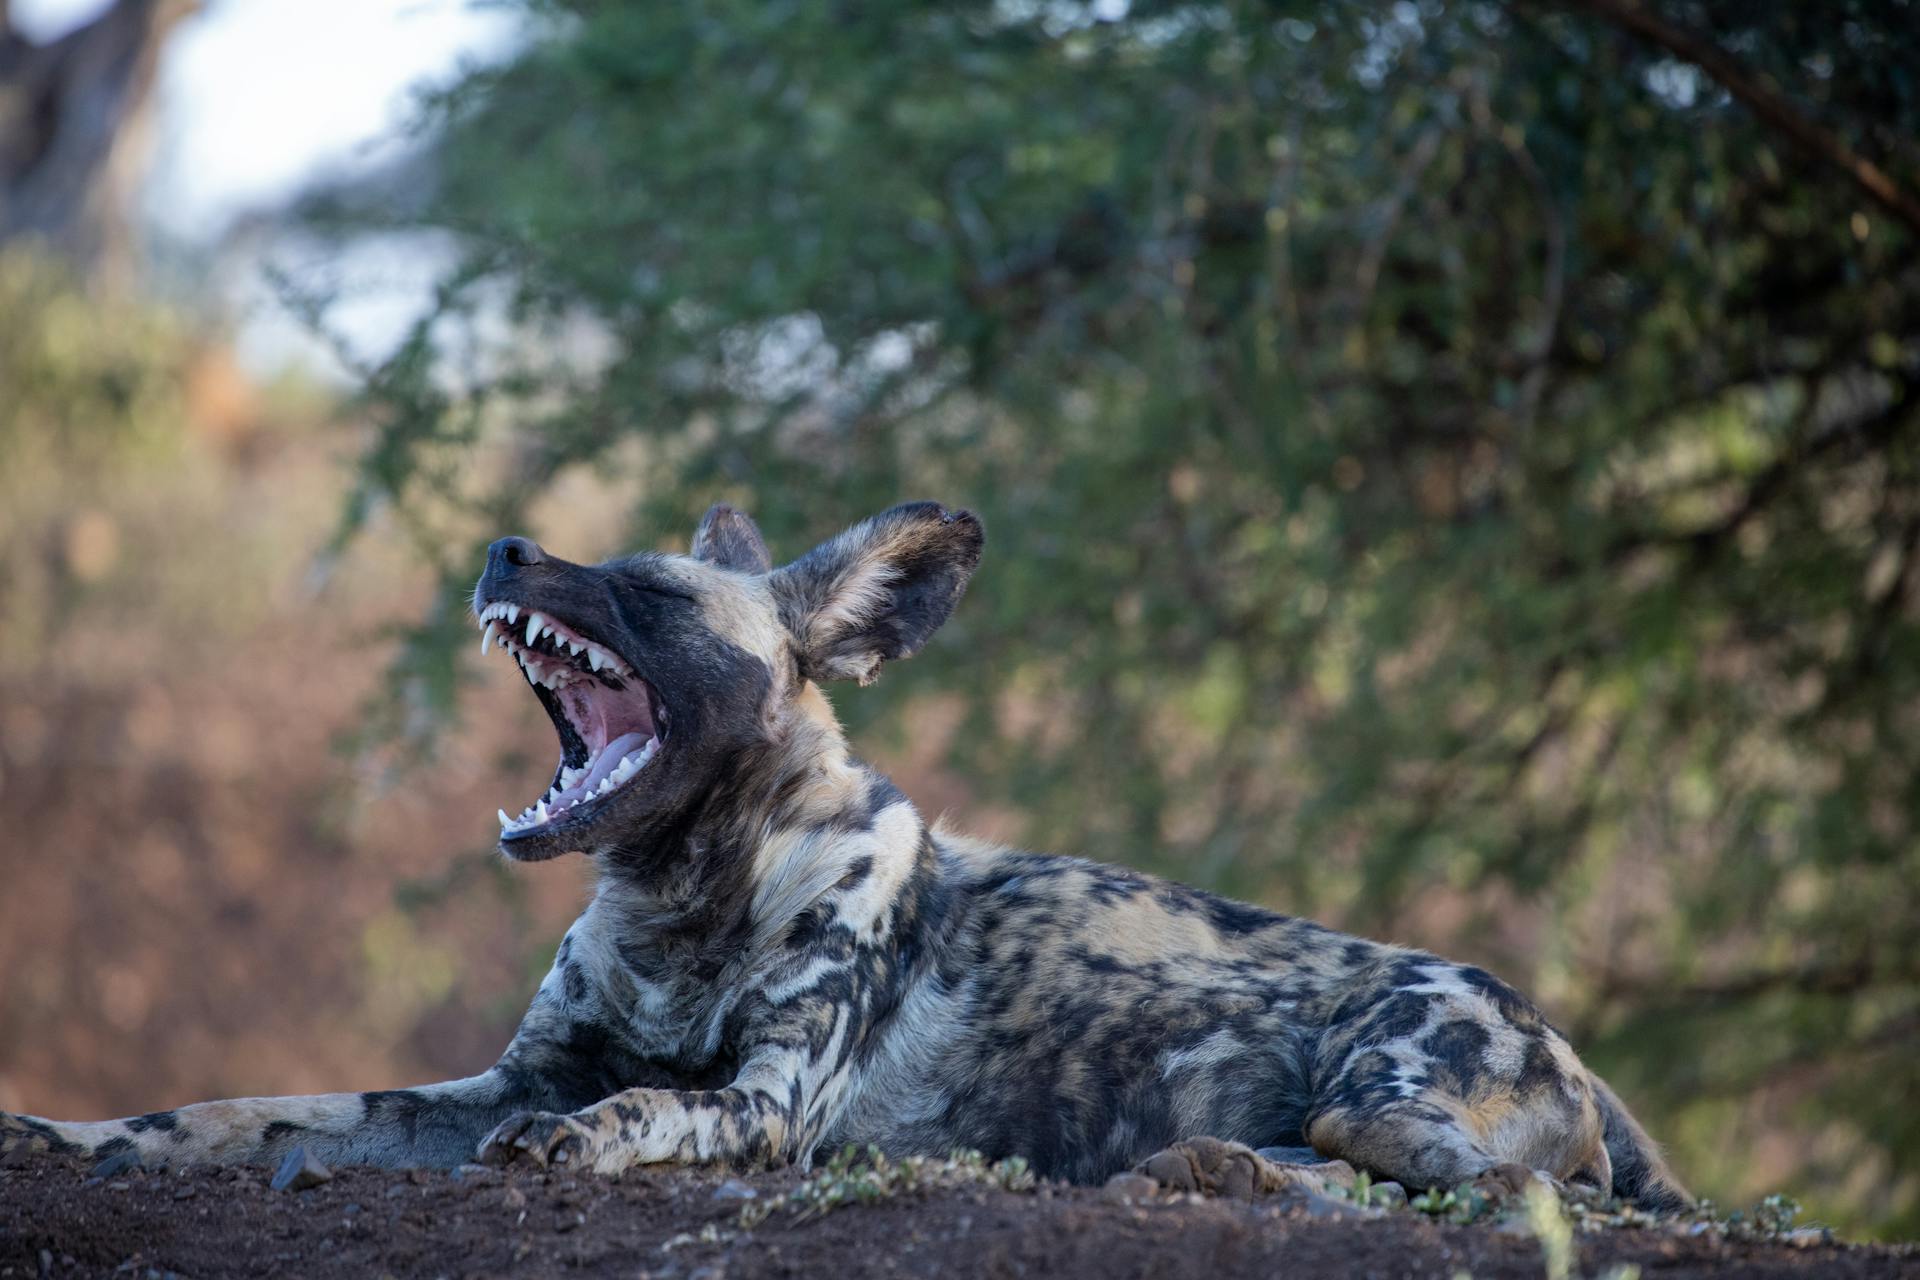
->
xmin=1560 ymin=0 xmax=1920 ymax=236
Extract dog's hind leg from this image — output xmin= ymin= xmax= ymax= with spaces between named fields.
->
xmin=1138 ymin=958 xmax=1616 ymax=1203
xmin=1137 ymin=1134 xmax=1360 ymax=1201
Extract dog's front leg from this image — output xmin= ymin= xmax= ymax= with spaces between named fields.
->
xmin=477 ymin=1048 xmax=834 ymax=1174
xmin=2 ymin=1072 xmax=538 ymax=1171
xmin=478 ymin=977 xmax=862 ymax=1175
xmin=0 ymin=1002 xmax=639 ymax=1171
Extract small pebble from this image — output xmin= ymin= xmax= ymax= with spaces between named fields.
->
xmin=1296 ymin=1191 xmax=1354 ymax=1219
xmin=269 ymin=1146 xmax=333 ymax=1193
xmin=1368 ymin=1181 xmax=1408 ymax=1210
xmin=1102 ymin=1172 xmax=1161 ymax=1204
xmin=92 ymin=1150 xmax=143 ymax=1180
xmin=711 ymin=1178 xmax=758 ymax=1202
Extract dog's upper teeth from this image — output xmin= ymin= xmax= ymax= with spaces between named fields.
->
xmin=587 ymin=649 xmax=604 ymax=672
xmin=525 ymin=613 xmax=544 ymax=646
xmin=481 ymin=620 xmax=497 ymax=655
xmin=535 ymin=799 xmax=550 ymax=823
xmin=498 ymin=808 xmax=512 ymax=829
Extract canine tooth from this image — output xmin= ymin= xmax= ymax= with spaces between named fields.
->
xmin=498 ymin=808 xmax=512 ymax=828
xmin=481 ymin=621 xmax=497 ymax=655
xmin=525 ymin=613 xmax=543 ymax=646
xmin=535 ymin=800 xmax=550 ymax=823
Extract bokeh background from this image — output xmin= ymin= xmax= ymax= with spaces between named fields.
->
xmin=1 ymin=0 xmax=1916 ymax=1238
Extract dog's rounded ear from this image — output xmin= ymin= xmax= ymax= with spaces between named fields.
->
xmin=691 ymin=503 xmax=773 ymax=574
xmin=770 ymin=502 xmax=985 ymax=686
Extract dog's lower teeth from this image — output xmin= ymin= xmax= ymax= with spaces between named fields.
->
xmin=477 ymin=602 xmax=666 ymax=839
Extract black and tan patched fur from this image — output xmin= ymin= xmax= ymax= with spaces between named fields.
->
xmin=1 ymin=501 xmax=1689 ymax=1212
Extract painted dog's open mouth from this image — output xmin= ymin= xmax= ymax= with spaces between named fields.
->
xmin=475 ymin=600 xmax=668 ymax=838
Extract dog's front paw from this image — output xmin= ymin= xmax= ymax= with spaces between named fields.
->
xmin=477 ymin=1110 xmax=596 ymax=1170
xmin=0 ymin=1112 xmax=73 ymax=1165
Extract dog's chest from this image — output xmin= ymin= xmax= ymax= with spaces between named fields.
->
xmin=561 ymin=918 xmax=745 ymax=1067
xmin=823 ymin=966 xmax=974 ymax=1154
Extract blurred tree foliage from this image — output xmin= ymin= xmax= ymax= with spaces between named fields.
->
xmin=306 ymin=0 xmax=1920 ymax=1236
xmin=0 ymin=250 xmax=192 ymax=658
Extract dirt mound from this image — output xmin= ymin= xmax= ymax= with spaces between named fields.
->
xmin=3 ymin=1151 xmax=1913 ymax=1280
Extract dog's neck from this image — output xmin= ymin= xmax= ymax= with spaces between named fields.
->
xmin=590 ymin=685 xmax=931 ymax=960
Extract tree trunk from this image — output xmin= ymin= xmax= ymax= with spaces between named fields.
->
xmin=0 ymin=0 xmax=197 ymax=281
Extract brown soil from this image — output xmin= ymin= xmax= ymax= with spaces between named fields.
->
xmin=3 ymin=1153 xmax=1914 ymax=1280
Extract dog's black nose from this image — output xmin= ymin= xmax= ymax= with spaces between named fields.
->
xmin=488 ymin=536 xmax=545 ymax=573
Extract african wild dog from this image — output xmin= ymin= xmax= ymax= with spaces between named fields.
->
xmin=1 ymin=502 xmax=1689 ymax=1209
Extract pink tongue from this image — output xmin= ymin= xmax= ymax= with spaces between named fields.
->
xmin=581 ymin=732 xmax=649 ymax=794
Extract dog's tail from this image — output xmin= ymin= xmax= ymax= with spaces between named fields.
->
xmin=1589 ymin=1071 xmax=1691 ymax=1212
